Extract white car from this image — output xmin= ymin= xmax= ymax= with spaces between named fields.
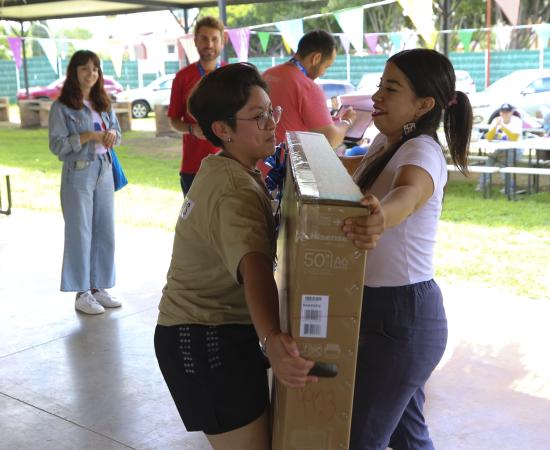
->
xmin=355 ymin=69 xmax=475 ymax=96
xmin=469 ymin=69 xmax=550 ymax=124
xmin=355 ymin=72 xmax=383 ymax=95
xmin=455 ymin=69 xmax=476 ymax=95
xmin=115 ymin=74 xmax=175 ymax=119
xmin=315 ymin=79 xmax=356 ymax=99
xmin=314 ymin=79 xmax=356 ymax=109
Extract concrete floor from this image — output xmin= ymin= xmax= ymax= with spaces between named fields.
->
xmin=1 ymin=209 xmax=549 ymax=450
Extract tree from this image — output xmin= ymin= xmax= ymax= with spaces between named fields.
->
xmin=54 ymin=27 xmax=94 ymax=57
xmin=29 ymin=21 xmax=51 ymax=57
xmin=0 ymin=24 xmax=11 ymax=60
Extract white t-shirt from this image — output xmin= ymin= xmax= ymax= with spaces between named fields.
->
xmin=83 ymin=100 xmax=108 ymax=155
xmin=354 ymin=134 xmax=447 ymax=287
xmin=489 ymin=114 xmax=522 ymax=141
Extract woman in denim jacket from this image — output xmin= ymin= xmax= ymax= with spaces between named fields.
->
xmin=49 ymin=50 xmax=122 ymax=315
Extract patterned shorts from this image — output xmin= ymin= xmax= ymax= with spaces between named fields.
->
xmin=154 ymin=323 xmax=270 ymax=435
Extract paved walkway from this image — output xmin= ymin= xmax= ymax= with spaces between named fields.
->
xmin=1 ymin=209 xmax=549 ymax=449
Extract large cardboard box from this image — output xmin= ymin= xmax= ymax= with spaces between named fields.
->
xmin=272 ymin=131 xmax=367 ymax=450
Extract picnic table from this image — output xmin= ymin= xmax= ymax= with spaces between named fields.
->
xmin=474 ymin=138 xmax=550 ymax=199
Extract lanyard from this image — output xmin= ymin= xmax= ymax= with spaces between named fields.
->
xmin=289 ymin=57 xmax=308 ymax=77
xmin=197 ymin=61 xmax=221 ymax=77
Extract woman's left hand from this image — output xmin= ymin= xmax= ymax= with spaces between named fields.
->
xmin=342 ymin=194 xmax=385 ymax=249
xmin=102 ymin=129 xmax=117 ymax=148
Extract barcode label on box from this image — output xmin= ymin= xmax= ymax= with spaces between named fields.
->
xmin=300 ymin=295 xmax=329 ymax=338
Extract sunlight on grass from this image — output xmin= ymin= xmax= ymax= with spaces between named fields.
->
xmin=435 ymin=221 xmax=550 ymax=300
xmin=2 ymin=124 xmax=549 ymax=300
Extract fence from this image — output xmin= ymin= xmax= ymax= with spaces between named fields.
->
xmin=1 ymin=49 xmax=549 ymax=102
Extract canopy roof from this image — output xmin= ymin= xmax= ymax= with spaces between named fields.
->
xmin=0 ymin=0 xmax=280 ymax=21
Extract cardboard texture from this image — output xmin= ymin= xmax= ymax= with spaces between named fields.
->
xmin=272 ymin=131 xmax=367 ymax=450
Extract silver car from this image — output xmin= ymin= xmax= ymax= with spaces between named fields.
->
xmin=470 ymin=69 xmax=550 ymax=124
xmin=115 ymin=74 xmax=175 ymax=119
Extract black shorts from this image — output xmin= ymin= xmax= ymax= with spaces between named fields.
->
xmin=154 ymin=323 xmax=270 ymax=435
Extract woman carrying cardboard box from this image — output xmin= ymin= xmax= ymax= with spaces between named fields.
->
xmin=154 ymin=63 xmax=316 ymax=450
xmin=341 ymin=49 xmax=472 ymax=450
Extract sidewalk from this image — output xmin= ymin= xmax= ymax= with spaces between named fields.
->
xmin=1 ymin=209 xmax=549 ymax=449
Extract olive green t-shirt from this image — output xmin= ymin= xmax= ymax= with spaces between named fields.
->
xmin=157 ymin=154 xmax=276 ymax=326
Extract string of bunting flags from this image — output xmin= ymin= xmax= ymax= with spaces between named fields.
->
xmin=2 ymin=0 xmax=549 ymax=73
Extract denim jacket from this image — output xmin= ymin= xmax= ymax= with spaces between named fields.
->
xmin=48 ymin=100 xmax=122 ymax=162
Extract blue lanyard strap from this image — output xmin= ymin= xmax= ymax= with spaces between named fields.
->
xmin=289 ymin=57 xmax=308 ymax=77
xmin=197 ymin=62 xmax=221 ymax=77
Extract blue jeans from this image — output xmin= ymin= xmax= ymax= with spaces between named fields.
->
xmin=479 ymin=148 xmax=523 ymax=188
xmin=60 ymin=154 xmax=115 ymax=292
xmin=350 ymin=280 xmax=448 ymax=450
xmin=179 ymin=172 xmax=195 ymax=196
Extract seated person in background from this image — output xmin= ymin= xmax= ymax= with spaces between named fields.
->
xmin=477 ymin=103 xmax=523 ymax=192
xmin=485 ymin=103 xmax=522 ymax=141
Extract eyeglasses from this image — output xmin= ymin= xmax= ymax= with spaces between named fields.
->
xmin=230 ymin=106 xmax=283 ymax=130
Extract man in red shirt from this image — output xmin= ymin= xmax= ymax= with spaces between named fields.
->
xmin=263 ymin=30 xmax=356 ymax=149
xmin=168 ymin=16 xmax=225 ymax=195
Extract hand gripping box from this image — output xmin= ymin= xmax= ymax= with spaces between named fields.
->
xmin=272 ymin=131 xmax=367 ymax=450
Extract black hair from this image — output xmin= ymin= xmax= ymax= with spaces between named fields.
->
xmin=356 ymin=48 xmax=473 ymax=191
xmin=188 ymin=62 xmax=268 ymax=148
xmin=296 ymin=30 xmax=337 ymax=61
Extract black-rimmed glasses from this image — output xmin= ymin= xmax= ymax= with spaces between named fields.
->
xmin=230 ymin=106 xmax=283 ymax=130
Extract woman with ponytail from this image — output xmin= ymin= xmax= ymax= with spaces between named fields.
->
xmin=341 ymin=49 xmax=472 ymax=450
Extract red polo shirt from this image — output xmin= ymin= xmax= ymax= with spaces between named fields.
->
xmin=168 ymin=62 xmax=222 ymax=174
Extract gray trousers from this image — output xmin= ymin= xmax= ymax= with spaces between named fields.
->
xmin=60 ymin=153 xmax=115 ymax=292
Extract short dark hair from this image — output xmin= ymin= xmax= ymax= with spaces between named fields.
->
xmin=194 ymin=16 xmax=224 ymax=38
xmin=296 ymin=30 xmax=337 ymax=61
xmin=188 ymin=63 xmax=268 ymax=147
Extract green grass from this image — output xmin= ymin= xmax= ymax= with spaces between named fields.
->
xmin=1 ymin=124 xmax=549 ymax=300
xmin=437 ymin=181 xmax=550 ymax=300
xmin=0 ymin=124 xmax=183 ymax=228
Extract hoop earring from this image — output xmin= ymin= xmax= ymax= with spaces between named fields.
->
xmin=402 ymin=122 xmax=416 ymax=137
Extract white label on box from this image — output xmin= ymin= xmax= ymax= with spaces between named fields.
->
xmin=300 ymin=295 xmax=329 ymax=338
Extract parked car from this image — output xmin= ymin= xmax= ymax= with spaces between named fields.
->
xmin=455 ymin=69 xmax=476 ymax=95
xmin=315 ymin=79 xmax=355 ymax=99
xmin=355 ymin=72 xmax=383 ymax=95
xmin=470 ymin=69 xmax=550 ymax=124
xmin=114 ymin=74 xmax=174 ymax=118
xmin=16 ymin=76 xmax=123 ymax=101
xmin=314 ymin=79 xmax=355 ymax=110
xmin=355 ymin=69 xmax=475 ymax=96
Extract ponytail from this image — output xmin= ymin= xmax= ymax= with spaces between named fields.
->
xmin=444 ymin=90 xmax=472 ymax=175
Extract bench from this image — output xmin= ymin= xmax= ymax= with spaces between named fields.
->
xmin=0 ymin=97 xmax=9 ymax=122
xmin=39 ymin=100 xmax=53 ymax=128
xmin=468 ymin=155 xmax=489 ymax=165
xmin=447 ymin=164 xmax=500 ymax=198
xmin=0 ymin=167 xmax=20 ymax=216
xmin=113 ymin=101 xmax=132 ymax=132
xmin=18 ymin=100 xmax=41 ymax=128
xmin=500 ymin=167 xmax=550 ymax=199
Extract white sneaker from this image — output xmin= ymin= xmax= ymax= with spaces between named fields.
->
xmin=92 ymin=289 xmax=121 ymax=308
xmin=75 ymin=291 xmax=105 ymax=315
